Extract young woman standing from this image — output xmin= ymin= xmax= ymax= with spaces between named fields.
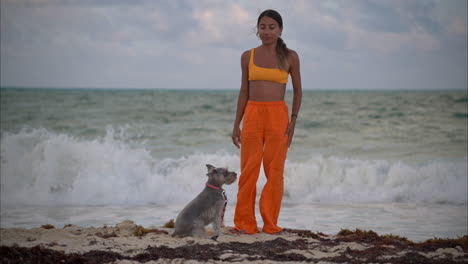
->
xmin=231 ymin=9 xmax=302 ymax=234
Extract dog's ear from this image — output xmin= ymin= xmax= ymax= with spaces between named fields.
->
xmin=206 ymin=164 xmax=216 ymax=176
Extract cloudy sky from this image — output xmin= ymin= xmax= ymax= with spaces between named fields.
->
xmin=1 ymin=0 xmax=467 ymax=90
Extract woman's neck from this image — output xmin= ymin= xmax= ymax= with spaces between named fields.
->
xmin=260 ymin=43 xmax=277 ymax=53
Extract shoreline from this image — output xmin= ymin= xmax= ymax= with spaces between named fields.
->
xmin=1 ymin=220 xmax=466 ymax=263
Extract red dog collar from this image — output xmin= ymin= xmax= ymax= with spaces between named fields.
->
xmin=206 ymin=183 xmax=221 ymax=191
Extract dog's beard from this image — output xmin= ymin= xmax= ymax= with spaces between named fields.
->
xmin=226 ymin=177 xmax=237 ymax=185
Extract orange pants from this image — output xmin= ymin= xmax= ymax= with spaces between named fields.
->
xmin=234 ymin=100 xmax=289 ymax=234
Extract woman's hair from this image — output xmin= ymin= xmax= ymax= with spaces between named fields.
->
xmin=257 ymin=9 xmax=290 ymax=71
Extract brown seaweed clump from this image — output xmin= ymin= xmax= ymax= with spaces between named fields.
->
xmin=162 ymin=219 xmax=175 ymax=228
xmin=415 ymin=236 xmax=468 ymax=252
xmin=40 ymin=224 xmax=55 ymax=229
xmin=133 ymin=226 xmax=168 ymax=237
xmin=283 ymin=228 xmax=328 ymax=240
xmin=337 ymin=228 xmax=468 ymax=253
xmin=1 ymin=227 xmax=466 ymax=263
xmin=95 ymin=232 xmax=118 ymax=239
xmin=1 ymin=234 xmax=467 ymax=263
xmin=0 ymin=245 xmax=124 ymax=264
xmin=337 ymin=228 xmax=393 ymax=244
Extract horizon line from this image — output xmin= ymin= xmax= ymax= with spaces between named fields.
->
xmin=1 ymin=86 xmax=467 ymax=92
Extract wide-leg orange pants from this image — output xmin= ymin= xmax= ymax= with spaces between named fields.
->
xmin=234 ymin=100 xmax=289 ymax=234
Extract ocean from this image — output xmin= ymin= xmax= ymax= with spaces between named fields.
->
xmin=1 ymin=88 xmax=467 ymax=241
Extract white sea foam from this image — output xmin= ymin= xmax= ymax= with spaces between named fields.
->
xmin=1 ymin=128 xmax=467 ymax=207
xmin=284 ymin=156 xmax=467 ymax=205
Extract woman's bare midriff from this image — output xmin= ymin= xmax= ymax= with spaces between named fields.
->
xmin=248 ymin=80 xmax=286 ymax=102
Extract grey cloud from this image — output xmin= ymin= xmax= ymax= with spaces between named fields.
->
xmin=296 ymin=25 xmax=347 ymax=51
xmin=352 ymin=1 xmax=413 ymax=33
xmin=1 ymin=0 xmax=466 ymax=90
xmin=338 ymin=0 xmax=445 ymax=34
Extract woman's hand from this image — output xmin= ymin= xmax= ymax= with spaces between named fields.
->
xmin=232 ymin=126 xmax=241 ymax=149
xmin=285 ymin=120 xmax=296 ymax=147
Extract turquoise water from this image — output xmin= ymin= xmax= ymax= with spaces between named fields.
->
xmin=2 ymin=88 xmax=467 ymax=161
xmin=1 ymin=88 xmax=467 ymax=240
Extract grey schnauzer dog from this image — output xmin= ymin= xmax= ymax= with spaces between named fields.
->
xmin=172 ymin=164 xmax=237 ymax=241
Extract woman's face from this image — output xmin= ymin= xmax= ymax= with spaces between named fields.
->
xmin=257 ymin=16 xmax=282 ymax=45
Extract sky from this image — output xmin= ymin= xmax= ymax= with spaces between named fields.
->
xmin=1 ymin=0 xmax=467 ymax=90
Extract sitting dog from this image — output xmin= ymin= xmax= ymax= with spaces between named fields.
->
xmin=172 ymin=164 xmax=237 ymax=241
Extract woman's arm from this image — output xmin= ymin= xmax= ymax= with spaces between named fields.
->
xmin=232 ymin=51 xmax=250 ymax=149
xmin=286 ymin=50 xmax=302 ymax=147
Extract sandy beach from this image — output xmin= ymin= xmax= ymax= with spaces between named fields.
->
xmin=1 ymin=220 xmax=467 ymax=263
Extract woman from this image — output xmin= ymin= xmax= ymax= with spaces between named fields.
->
xmin=231 ymin=9 xmax=302 ymax=234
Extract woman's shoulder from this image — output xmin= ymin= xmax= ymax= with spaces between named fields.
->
xmin=240 ymin=49 xmax=251 ymax=66
xmin=241 ymin=46 xmax=260 ymax=56
xmin=287 ymin=48 xmax=299 ymax=57
xmin=287 ymin=48 xmax=300 ymax=62
xmin=242 ymin=48 xmax=256 ymax=56
xmin=241 ymin=49 xmax=253 ymax=62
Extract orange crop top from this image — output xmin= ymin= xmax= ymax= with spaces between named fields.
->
xmin=248 ymin=48 xmax=289 ymax=84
